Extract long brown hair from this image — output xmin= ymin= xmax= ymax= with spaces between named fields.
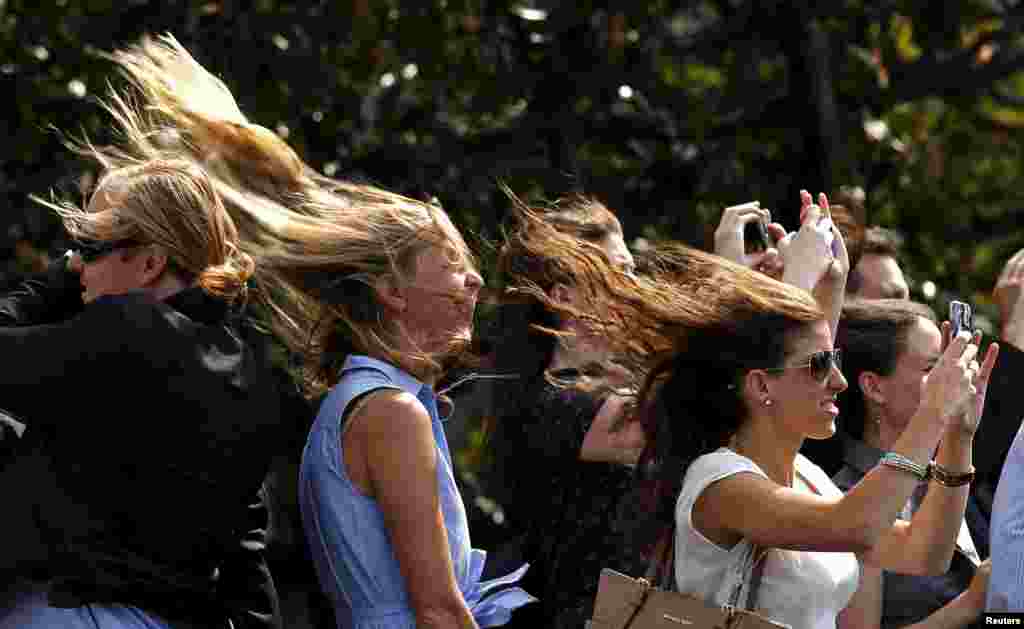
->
xmin=523 ymin=241 xmax=825 ymax=552
xmin=488 ymin=187 xmax=628 ymax=399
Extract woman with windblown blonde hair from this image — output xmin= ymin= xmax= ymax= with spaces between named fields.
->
xmin=90 ymin=34 xmax=536 ymax=628
xmin=0 ymin=158 xmax=285 ymax=629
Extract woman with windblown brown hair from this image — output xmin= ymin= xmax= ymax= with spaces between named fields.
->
xmin=483 ymin=190 xmax=644 ymax=629
xmin=571 ymin=218 xmax=996 ymax=627
xmin=89 ymin=34 xmax=536 ymax=628
xmin=0 ymin=158 xmax=284 ymax=629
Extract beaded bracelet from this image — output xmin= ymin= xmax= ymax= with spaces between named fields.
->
xmin=928 ymin=462 xmax=975 ymax=487
xmin=879 ymin=452 xmax=930 ymax=481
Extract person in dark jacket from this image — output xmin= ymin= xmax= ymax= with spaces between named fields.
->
xmin=0 ymin=158 xmax=284 ymax=629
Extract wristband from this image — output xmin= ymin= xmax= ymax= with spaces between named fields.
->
xmin=879 ymin=452 xmax=929 ymax=481
xmin=928 ymin=462 xmax=975 ymax=487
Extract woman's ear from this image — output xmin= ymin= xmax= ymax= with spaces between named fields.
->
xmin=373 ymin=274 xmax=407 ymax=314
xmin=743 ymin=369 xmax=774 ymax=408
xmin=138 ymin=247 xmax=170 ymax=287
xmin=858 ymin=371 xmax=886 ymax=406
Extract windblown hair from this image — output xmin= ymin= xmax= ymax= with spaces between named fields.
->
xmin=835 ymin=298 xmax=937 ymax=439
xmin=487 ymin=187 xmax=628 ymax=399
xmin=68 ymin=33 xmax=476 ymax=395
xmin=519 ymin=240 xmax=828 ymax=555
xmin=39 ymin=159 xmax=253 ymax=303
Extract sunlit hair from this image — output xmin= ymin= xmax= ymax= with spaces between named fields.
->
xmin=37 ymin=159 xmax=253 ymax=303
xmin=487 ymin=187 xmax=629 ymax=395
xmin=523 ymin=238 xmax=828 ymax=555
xmin=72 ymin=33 xmax=477 ymax=395
xmin=835 ymin=298 xmax=937 ymax=439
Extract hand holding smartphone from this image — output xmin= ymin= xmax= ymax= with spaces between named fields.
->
xmin=950 ymin=300 xmax=974 ymax=338
xmin=726 ymin=201 xmax=771 ymax=253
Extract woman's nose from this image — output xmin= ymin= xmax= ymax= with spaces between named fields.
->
xmin=829 ymin=364 xmax=848 ymax=392
xmin=466 ymin=269 xmax=484 ymax=292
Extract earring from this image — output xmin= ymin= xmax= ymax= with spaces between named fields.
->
xmin=764 ymin=398 xmax=773 ymax=406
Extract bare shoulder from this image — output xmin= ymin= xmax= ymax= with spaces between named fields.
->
xmin=351 ymin=388 xmax=432 ymax=442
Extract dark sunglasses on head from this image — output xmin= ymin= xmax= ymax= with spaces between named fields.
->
xmin=74 ymin=239 xmax=142 ymax=264
xmin=765 ymin=349 xmax=842 ymax=382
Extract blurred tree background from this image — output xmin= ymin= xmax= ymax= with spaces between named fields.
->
xmin=5 ymin=0 xmax=1024 ymax=314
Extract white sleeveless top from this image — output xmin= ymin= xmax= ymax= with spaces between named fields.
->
xmin=674 ymin=449 xmax=860 ymax=629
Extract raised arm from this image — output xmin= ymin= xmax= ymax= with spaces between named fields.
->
xmin=357 ymin=391 xmax=478 ymax=629
xmin=693 ymin=333 xmax=979 ymax=558
xmin=781 ymin=191 xmax=848 ymax=344
xmin=862 ymin=329 xmax=997 ymax=576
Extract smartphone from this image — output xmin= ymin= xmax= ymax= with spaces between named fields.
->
xmin=728 ymin=201 xmax=770 ymax=253
xmin=949 ymin=300 xmax=974 ymax=338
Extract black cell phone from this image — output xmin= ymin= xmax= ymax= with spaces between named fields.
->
xmin=949 ymin=300 xmax=974 ymax=338
xmin=728 ymin=201 xmax=770 ymax=253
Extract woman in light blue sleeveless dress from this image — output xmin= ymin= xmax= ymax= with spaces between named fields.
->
xmin=301 ymin=355 xmax=535 ymax=628
xmin=296 ymin=201 xmax=534 ymax=629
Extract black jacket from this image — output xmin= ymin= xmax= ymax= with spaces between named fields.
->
xmin=0 ymin=262 xmax=284 ymax=628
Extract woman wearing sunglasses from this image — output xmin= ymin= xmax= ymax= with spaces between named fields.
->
xmin=86 ymin=34 xmax=536 ymax=629
xmin=553 ymin=199 xmax=997 ymax=628
xmin=628 ymin=286 xmax=994 ymax=628
xmin=832 ymin=299 xmax=993 ymax=629
xmin=0 ymin=158 xmax=285 ymax=629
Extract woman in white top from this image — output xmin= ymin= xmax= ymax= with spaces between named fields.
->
xmin=621 ymin=194 xmax=998 ymax=629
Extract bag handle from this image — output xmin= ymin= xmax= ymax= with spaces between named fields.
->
xmin=727 ymin=543 xmax=768 ymax=611
xmin=647 ymin=524 xmax=766 ymax=611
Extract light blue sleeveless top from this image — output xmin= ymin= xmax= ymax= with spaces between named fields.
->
xmin=299 ymin=355 xmax=535 ymax=629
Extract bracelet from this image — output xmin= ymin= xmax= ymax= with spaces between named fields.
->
xmin=928 ymin=462 xmax=975 ymax=487
xmin=879 ymin=452 xmax=930 ymax=481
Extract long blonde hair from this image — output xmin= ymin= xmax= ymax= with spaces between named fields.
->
xmin=79 ymin=33 xmax=476 ymax=395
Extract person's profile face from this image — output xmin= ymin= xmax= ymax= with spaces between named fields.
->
xmin=872 ymin=316 xmax=941 ymax=438
xmin=77 ymin=188 xmax=149 ymax=304
xmin=766 ymin=319 xmax=848 ymax=441
xmin=852 ymin=254 xmax=909 ymax=300
xmin=398 ymin=211 xmax=483 ymax=354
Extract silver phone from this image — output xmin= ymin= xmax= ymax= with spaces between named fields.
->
xmin=949 ymin=300 xmax=974 ymax=338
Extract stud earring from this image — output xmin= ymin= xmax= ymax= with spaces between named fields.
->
xmin=764 ymin=398 xmax=773 ymax=406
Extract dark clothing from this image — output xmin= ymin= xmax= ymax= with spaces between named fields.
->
xmin=833 ymin=434 xmax=986 ymax=629
xmin=492 ymin=371 xmax=637 ymax=629
xmin=0 ymin=263 xmax=284 ymax=629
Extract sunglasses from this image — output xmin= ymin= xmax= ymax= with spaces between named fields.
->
xmin=74 ymin=239 xmax=142 ymax=264
xmin=765 ymin=349 xmax=842 ymax=382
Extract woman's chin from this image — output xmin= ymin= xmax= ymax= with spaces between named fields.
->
xmin=806 ymin=420 xmax=838 ymax=441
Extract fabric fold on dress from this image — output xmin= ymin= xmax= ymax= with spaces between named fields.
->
xmin=460 ymin=549 xmax=536 ymax=628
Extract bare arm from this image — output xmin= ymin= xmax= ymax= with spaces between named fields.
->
xmin=354 ymin=391 xmax=478 ymax=629
xmin=864 ymin=332 xmax=999 ymax=575
xmin=694 ymin=334 xmax=978 ymax=556
xmin=837 ymin=561 xmax=881 ymax=629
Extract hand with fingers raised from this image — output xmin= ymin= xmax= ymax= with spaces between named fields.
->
xmin=780 ymin=191 xmax=849 ymax=292
xmin=921 ymin=328 xmax=993 ymax=437
xmin=713 ymin=201 xmax=787 ymax=280
xmin=937 ymin=322 xmax=1000 ymax=437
